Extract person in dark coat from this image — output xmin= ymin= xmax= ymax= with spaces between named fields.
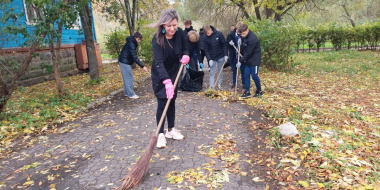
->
xmin=148 ymin=9 xmax=190 ymax=148
xmin=203 ymin=25 xmax=228 ymax=90
xmin=199 ymin=28 xmax=208 ymax=70
xmin=184 ymin=19 xmax=200 ymax=71
xmin=185 ymin=31 xmax=203 ymax=70
xmin=236 ymin=24 xmax=263 ymax=98
xmin=118 ymin=32 xmax=148 ymax=98
xmin=227 ymin=21 xmax=245 ymax=90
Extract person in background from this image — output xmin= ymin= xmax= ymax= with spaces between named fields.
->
xmin=237 ymin=23 xmax=263 ymax=98
xmin=118 ymin=32 xmax=148 ymax=99
xmin=185 ymin=31 xmax=203 ymax=70
xmin=203 ymin=25 xmax=228 ymax=90
xmin=227 ymin=21 xmax=244 ymax=90
xmin=230 ymin=25 xmax=235 ymax=32
xmin=199 ymin=27 xmax=208 ymax=71
xmin=148 ymin=9 xmax=190 ymax=148
xmin=184 ymin=19 xmax=199 ymax=71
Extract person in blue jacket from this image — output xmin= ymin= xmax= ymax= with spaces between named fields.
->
xmin=118 ymin=32 xmax=148 ymax=98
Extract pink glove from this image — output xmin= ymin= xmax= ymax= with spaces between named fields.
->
xmin=162 ymin=79 xmax=174 ymax=99
xmin=180 ymin=55 xmax=190 ymax=65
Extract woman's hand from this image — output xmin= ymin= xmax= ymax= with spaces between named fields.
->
xmin=180 ymin=55 xmax=190 ymax=65
xmin=162 ymin=79 xmax=174 ymax=99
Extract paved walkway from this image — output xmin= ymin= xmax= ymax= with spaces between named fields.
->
xmin=0 ymin=66 xmax=270 ymax=190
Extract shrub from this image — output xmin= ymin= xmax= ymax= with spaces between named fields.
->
xmin=136 ymin=20 xmax=156 ymax=65
xmin=248 ymin=19 xmax=295 ymax=71
xmin=104 ymin=27 xmax=129 ymax=57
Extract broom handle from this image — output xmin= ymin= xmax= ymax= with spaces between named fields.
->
xmin=232 ymin=45 xmax=243 ymax=57
xmin=154 ymin=63 xmax=185 ymax=136
xmin=234 ymin=44 xmax=241 ymax=99
xmin=213 ymin=60 xmax=226 ymax=90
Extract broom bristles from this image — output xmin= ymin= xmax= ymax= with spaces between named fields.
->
xmin=120 ymin=134 xmax=158 ymax=190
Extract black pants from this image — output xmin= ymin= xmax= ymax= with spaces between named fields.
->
xmin=156 ymin=98 xmax=176 ymax=133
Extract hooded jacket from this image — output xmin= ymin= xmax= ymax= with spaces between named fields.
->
xmin=240 ymin=30 xmax=261 ymax=67
xmin=203 ymin=26 xmax=228 ymax=61
xmin=183 ymin=26 xmax=196 ymax=38
xmin=226 ymin=28 xmax=238 ymax=62
xmin=118 ymin=36 xmax=144 ymax=68
xmin=151 ymin=27 xmax=189 ymax=99
xmin=199 ymin=28 xmax=206 ymax=50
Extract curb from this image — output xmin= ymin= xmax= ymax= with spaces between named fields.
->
xmin=78 ymin=74 xmax=151 ymax=113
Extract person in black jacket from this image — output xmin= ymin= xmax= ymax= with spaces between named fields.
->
xmin=199 ymin=28 xmax=208 ymax=71
xmin=236 ymin=24 xmax=263 ymax=98
xmin=118 ymin=32 xmax=148 ymax=98
xmin=185 ymin=31 xmax=203 ymax=70
xmin=227 ymin=21 xmax=245 ymax=90
xmin=203 ymin=25 xmax=228 ymax=90
xmin=147 ymin=9 xmax=190 ymax=148
xmin=184 ymin=19 xmax=199 ymax=71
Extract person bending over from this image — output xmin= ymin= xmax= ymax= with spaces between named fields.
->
xmin=118 ymin=32 xmax=148 ymax=98
xmin=203 ymin=25 xmax=228 ymax=90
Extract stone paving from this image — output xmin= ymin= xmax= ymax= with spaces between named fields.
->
xmin=0 ymin=66 xmax=270 ymax=190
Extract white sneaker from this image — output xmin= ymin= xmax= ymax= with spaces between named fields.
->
xmin=129 ymin=95 xmax=139 ymax=99
xmin=165 ymin=128 xmax=184 ymax=140
xmin=157 ymin=133 xmax=166 ymax=148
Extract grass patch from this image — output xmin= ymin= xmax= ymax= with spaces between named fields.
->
xmin=101 ymin=54 xmax=118 ymax=59
xmin=0 ymin=63 xmax=150 ymax=143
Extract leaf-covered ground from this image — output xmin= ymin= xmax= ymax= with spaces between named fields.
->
xmin=0 ymin=63 xmax=150 ymax=145
xmin=203 ymin=50 xmax=380 ymax=189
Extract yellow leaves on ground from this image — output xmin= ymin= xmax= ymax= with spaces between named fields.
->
xmin=202 ymin=50 xmax=380 ymax=189
xmin=0 ymin=63 xmax=150 ymax=142
xmin=298 ymin=180 xmax=309 ymax=188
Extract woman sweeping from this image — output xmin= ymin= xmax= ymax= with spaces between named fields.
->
xmin=148 ymin=9 xmax=190 ymax=148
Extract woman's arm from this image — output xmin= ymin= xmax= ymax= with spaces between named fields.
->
xmin=152 ymin=35 xmax=170 ymax=80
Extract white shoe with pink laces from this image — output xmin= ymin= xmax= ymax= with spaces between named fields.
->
xmin=156 ymin=133 xmax=167 ymax=148
xmin=165 ymin=128 xmax=184 ymax=140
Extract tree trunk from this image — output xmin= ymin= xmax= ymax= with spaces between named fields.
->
xmin=252 ymin=0 xmax=262 ymax=21
xmin=49 ymin=23 xmax=65 ymax=95
xmin=236 ymin=1 xmax=250 ymax=19
xmin=0 ymin=39 xmax=42 ymax=112
xmin=342 ymin=4 xmax=355 ymax=27
xmin=80 ymin=3 xmax=99 ymax=80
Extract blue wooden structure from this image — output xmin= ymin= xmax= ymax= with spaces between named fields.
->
xmin=0 ymin=0 xmax=97 ymax=50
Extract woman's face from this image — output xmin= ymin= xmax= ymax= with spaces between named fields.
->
xmin=163 ymin=19 xmax=178 ymax=37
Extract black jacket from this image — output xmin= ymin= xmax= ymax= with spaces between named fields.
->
xmin=183 ymin=26 xmax=196 ymax=38
xmin=226 ymin=29 xmax=238 ymax=61
xmin=118 ymin=36 xmax=144 ymax=68
xmin=151 ymin=27 xmax=189 ymax=99
xmin=203 ymin=26 xmax=228 ymax=61
xmin=240 ymin=30 xmax=261 ymax=67
xmin=199 ymin=28 xmax=206 ymax=50
xmin=185 ymin=36 xmax=202 ymax=63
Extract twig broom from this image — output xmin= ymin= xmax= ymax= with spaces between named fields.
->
xmin=120 ymin=64 xmax=185 ymax=190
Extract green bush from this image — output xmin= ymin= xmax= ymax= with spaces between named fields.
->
xmin=104 ymin=27 xmax=129 ymax=57
xmin=136 ymin=20 xmax=156 ymax=65
xmin=248 ymin=19 xmax=295 ymax=71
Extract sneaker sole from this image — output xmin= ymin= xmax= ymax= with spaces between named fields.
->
xmin=157 ymin=145 xmax=166 ymax=148
xmin=165 ymin=135 xmax=184 ymax=140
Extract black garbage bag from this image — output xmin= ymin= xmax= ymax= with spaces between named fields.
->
xmin=180 ymin=67 xmax=204 ymax=92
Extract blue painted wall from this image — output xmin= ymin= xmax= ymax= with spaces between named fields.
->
xmin=0 ymin=0 xmax=97 ymax=49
